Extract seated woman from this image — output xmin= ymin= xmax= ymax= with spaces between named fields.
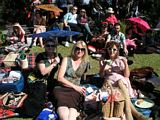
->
xmin=33 ymin=11 xmax=46 ymax=48
xmin=77 ymin=9 xmax=93 ymax=36
xmin=35 ymin=38 xmax=61 ymax=92
xmin=24 ymin=37 xmax=61 ymax=116
xmin=63 ymin=6 xmax=81 ymax=47
xmin=99 ymin=41 xmax=150 ymax=120
xmin=88 ymin=25 xmax=109 ymax=54
xmin=7 ymin=23 xmax=25 ymax=44
xmin=28 ymin=37 xmax=62 ymax=97
xmin=53 ymin=40 xmax=90 ymax=120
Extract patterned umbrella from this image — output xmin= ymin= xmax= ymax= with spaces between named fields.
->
xmin=35 ymin=4 xmax=63 ymax=12
xmin=31 ymin=28 xmax=81 ymax=38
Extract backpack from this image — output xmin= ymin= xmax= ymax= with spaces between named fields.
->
xmin=21 ymin=81 xmax=47 ymax=117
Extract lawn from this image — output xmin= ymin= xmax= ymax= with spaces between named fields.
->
xmin=30 ymin=43 xmax=160 ymax=76
xmin=32 ymin=44 xmax=160 ymax=75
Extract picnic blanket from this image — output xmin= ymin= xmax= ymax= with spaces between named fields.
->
xmin=26 ymin=53 xmax=37 ymax=69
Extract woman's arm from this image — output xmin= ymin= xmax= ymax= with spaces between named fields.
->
xmin=37 ymin=60 xmax=58 ymax=76
xmin=57 ymin=57 xmax=77 ymax=88
xmin=99 ymin=59 xmax=107 ymax=78
xmin=121 ymin=57 xmax=130 ymax=78
xmin=57 ymin=57 xmax=86 ymax=95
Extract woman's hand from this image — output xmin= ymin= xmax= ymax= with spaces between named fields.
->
xmin=120 ymin=57 xmax=130 ymax=77
xmin=73 ymin=85 xmax=86 ymax=96
xmin=104 ymin=64 xmax=112 ymax=72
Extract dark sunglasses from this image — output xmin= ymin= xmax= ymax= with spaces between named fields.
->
xmin=107 ymin=48 xmax=118 ymax=52
xmin=45 ymin=45 xmax=55 ymax=48
xmin=75 ymin=47 xmax=85 ymax=52
xmin=115 ymin=27 xmax=120 ymax=29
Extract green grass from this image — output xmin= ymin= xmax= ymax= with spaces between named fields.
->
xmin=30 ymin=43 xmax=160 ymax=76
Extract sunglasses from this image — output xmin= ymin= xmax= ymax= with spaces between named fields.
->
xmin=115 ymin=27 xmax=120 ymax=29
xmin=75 ymin=47 xmax=85 ymax=52
xmin=45 ymin=45 xmax=55 ymax=48
xmin=107 ymin=48 xmax=118 ymax=52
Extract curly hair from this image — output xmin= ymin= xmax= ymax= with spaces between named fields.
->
xmin=103 ymin=41 xmax=120 ymax=59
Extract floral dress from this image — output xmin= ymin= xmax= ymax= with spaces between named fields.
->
xmin=104 ymin=56 xmax=135 ymax=98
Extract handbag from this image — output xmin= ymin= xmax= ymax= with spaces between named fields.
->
xmin=0 ymin=92 xmax=28 ymax=109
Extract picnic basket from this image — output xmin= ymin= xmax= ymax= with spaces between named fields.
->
xmin=3 ymin=52 xmax=19 ymax=67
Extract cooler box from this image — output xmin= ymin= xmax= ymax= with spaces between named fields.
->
xmin=0 ymin=71 xmax=24 ymax=93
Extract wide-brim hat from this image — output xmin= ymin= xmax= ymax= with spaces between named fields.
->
xmin=13 ymin=23 xmax=21 ymax=29
xmin=107 ymin=7 xmax=114 ymax=13
xmin=80 ymin=9 xmax=86 ymax=12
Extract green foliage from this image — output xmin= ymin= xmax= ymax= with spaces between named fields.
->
xmin=119 ymin=20 xmax=127 ymax=35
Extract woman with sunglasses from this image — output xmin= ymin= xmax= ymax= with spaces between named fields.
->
xmin=25 ymin=38 xmax=62 ymax=116
xmin=99 ymin=41 xmax=150 ymax=120
xmin=34 ymin=38 xmax=62 ymax=91
xmin=53 ymin=40 xmax=90 ymax=120
xmin=77 ymin=9 xmax=93 ymax=36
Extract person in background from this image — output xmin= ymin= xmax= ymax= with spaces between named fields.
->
xmin=33 ymin=11 xmax=46 ymax=48
xmin=53 ymin=40 xmax=90 ymax=120
xmin=7 ymin=23 xmax=25 ymax=44
xmin=47 ymin=11 xmax=60 ymax=30
xmin=77 ymin=9 xmax=93 ymax=36
xmin=63 ymin=6 xmax=81 ymax=47
xmin=107 ymin=23 xmax=128 ymax=57
xmin=99 ymin=41 xmax=151 ymax=120
xmin=102 ymin=7 xmax=118 ymax=26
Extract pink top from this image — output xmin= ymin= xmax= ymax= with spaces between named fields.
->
xmin=105 ymin=14 xmax=118 ymax=25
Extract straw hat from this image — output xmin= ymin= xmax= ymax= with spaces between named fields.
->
xmin=13 ymin=23 xmax=20 ymax=27
xmin=107 ymin=7 xmax=114 ymax=13
xmin=80 ymin=9 xmax=86 ymax=13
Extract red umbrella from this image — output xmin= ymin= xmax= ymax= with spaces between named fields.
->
xmin=126 ymin=17 xmax=150 ymax=32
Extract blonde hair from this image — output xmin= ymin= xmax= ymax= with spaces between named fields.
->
xmin=70 ymin=40 xmax=89 ymax=62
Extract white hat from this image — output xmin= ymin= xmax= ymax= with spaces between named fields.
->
xmin=107 ymin=7 xmax=114 ymax=13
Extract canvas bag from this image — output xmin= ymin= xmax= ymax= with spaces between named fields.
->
xmin=102 ymin=87 xmax=125 ymax=120
xmin=0 ymin=92 xmax=28 ymax=109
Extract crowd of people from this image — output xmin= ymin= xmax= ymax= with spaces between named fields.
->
xmin=1 ymin=0 xmax=160 ymax=120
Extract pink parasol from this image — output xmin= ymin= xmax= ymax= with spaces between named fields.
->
xmin=127 ymin=17 xmax=151 ymax=32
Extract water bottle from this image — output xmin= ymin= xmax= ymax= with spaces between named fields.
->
xmin=48 ymin=112 xmax=58 ymax=120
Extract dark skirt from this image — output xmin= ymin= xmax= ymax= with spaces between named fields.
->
xmin=53 ymin=87 xmax=84 ymax=111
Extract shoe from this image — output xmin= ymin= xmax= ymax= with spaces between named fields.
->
xmin=65 ymin=41 xmax=69 ymax=47
xmin=72 ymin=40 xmax=76 ymax=44
xmin=92 ymin=54 xmax=102 ymax=58
xmin=32 ymin=42 xmax=36 ymax=46
xmin=128 ymin=60 xmax=133 ymax=65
